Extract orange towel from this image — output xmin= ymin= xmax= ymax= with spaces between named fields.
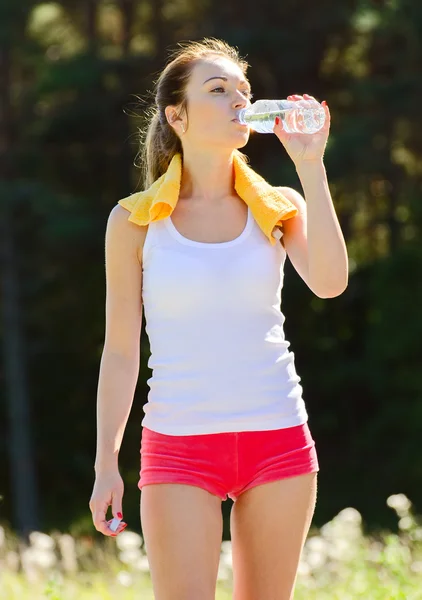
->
xmin=118 ymin=153 xmax=298 ymax=245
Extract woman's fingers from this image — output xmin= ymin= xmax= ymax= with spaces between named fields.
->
xmin=288 ymin=93 xmax=320 ymax=103
xmin=106 ymin=518 xmax=128 ymax=536
xmin=89 ymin=472 xmax=126 ymax=537
xmin=91 ymin=512 xmax=128 ymax=537
xmin=90 ymin=497 xmax=115 ymax=536
xmin=115 ymin=521 xmax=128 ymax=535
xmin=93 ymin=510 xmax=114 ymax=536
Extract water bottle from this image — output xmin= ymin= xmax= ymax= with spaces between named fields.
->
xmin=236 ymin=98 xmax=326 ymax=134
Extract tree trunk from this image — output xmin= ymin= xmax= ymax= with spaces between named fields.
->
xmin=0 ymin=44 xmax=39 ymax=538
xmin=87 ymin=0 xmax=98 ymax=54
xmin=119 ymin=0 xmax=135 ymax=57
xmin=150 ymin=0 xmax=167 ymax=64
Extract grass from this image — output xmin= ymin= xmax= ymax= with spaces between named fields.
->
xmin=1 ymin=494 xmax=421 ymax=599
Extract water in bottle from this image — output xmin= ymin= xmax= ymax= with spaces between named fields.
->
xmin=236 ymin=99 xmax=326 ymax=134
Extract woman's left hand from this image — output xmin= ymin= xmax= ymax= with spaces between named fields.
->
xmin=273 ymin=94 xmax=330 ymax=166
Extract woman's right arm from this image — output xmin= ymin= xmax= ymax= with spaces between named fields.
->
xmin=90 ymin=204 xmax=146 ymax=536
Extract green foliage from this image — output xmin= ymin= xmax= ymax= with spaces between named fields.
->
xmin=1 ymin=496 xmax=422 ymax=598
xmin=1 ymin=0 xmax=421 ymax=535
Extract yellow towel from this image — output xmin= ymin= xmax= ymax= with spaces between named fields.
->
xmin=118 ymin=152 xmax=298 ymax=245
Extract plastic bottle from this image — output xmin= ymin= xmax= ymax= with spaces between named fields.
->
xmin=236 ymin=98 xmax=326 ymax=134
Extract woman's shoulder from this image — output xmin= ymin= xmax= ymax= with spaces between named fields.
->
xmin=108 ymin=204 xmax=149 ymax=264
xmin=275 ymin=186 xmax=306 ymax=213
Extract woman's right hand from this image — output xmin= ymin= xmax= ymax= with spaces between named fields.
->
xmin=89 ymin=469 xmax=127 ymax=536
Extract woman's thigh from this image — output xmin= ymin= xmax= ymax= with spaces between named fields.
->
xmin=140 ymin=483 xmax=223 ymax=600
xmin=230 ymin=472 xmax=318 ymax=600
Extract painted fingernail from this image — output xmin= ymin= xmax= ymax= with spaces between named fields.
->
xmin=117 ymin=512 xmax=123 ymax=519
xmin=275 ymin=116 xmax=280 ymax=125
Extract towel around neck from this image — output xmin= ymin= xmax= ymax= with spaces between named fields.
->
xmin=118 ymin=152 xmax=298 ymax=245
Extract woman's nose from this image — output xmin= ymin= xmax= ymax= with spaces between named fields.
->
xmin=232 ymin=92 xmax=248 ymax=109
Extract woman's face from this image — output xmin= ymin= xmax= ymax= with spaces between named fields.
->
xmin=167 ymin=56 xmax=253 ymax=150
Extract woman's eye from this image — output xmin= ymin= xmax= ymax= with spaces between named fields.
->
xmin=211 ymin=87 xmax=253 ymax=99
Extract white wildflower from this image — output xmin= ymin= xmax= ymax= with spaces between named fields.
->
xmin=29 ymin=531 xmax=55 ymax=551
xmin=115 ymin=530 xmax=143 ymax=551
xmin=305 ymin=535 xmax=329 ymax=554
xmin=411 ymin=561 xmax=422 ymax=574
xmin=220 ymin=550 xmax=233 ymax=569
xmin=6 ymin=550 xmax=20 ymax=572
xmin=398 ymin=516 xmax=415 ymax=531
xmin=411 ymin=527 xmax=422 ymax=541
xmin=25 ymin=546 xmax=57 ymax=569
xmin=384 ymin=540 xmax=412 ymax=565
xmin=326 ymin=537 xmax=359 ymax=562
xmin=58 ymin=534 xmax=77 ymax=573
xmin=336 ymin=507 xmax=362 ymax=526
xmin=386 ymin=493 xmax=412 ymax=515
xmin=220 ymin=540 xmax=232 ymax=554
xmin=306 ymin=549 xmax=327 ymax=569
xmin=320 ymin=508 xmax=363 ymax=543
xmin=217 ymin=563 xmax=231 ymax=581
xmin=367 ymin=540 xmax=384 ymax=562
xmin=117 ymin=570 xmax=133 ymax=587
xmin=297 ymin=559 xmax=311 ymax=577
xmin=119 ymin=548 xmax=143 ymax=566
xmin=134 ymin=555 xmax=150 ymax=572
xmin=319 ymin=520 xmax=336 ymax=539
xmin=20 ymin=559 xmax=39 ymax=583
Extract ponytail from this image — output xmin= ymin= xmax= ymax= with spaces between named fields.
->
xmin=138 ymin=109 xmax=183 ymax=189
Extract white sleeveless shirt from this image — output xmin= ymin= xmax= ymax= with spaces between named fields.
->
xmin=140 ymin=205 xmax=309 ymax=435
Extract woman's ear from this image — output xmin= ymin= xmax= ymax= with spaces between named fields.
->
xmin=165 ymin=106 xmax=183 ymax=130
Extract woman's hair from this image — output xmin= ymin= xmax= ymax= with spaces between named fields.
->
xmin=137 ymin=38 xmax=250 ymax=189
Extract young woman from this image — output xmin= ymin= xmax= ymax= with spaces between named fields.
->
xmin=89 ymin=38 xmax=348 ymax=600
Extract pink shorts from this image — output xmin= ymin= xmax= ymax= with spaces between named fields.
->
xmin=138 ymin=422 xmax=319 ymax=502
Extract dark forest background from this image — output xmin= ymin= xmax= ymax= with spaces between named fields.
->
xmin=1 ymin=0 xmax=421 ymax=540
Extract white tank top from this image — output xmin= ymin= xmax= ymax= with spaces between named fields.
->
xmin=140 ymin=205 xmax=309 ymax=435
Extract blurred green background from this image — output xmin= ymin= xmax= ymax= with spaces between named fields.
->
xmin=0 ymin=0 xmax=421 ymax=542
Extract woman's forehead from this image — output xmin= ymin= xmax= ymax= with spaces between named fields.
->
xmin=190 ymin=57 xmax=247 ymax=86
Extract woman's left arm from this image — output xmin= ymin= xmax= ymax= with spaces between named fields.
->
xmin=274 ymin=94 xmax=348 ymax=298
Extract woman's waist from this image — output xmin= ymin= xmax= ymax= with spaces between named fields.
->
xmin=147 ymin=346 xmax=298 ymax=381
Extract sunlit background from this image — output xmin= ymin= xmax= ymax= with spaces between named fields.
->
xmin=1 ymin=1 xmax=422 ymax=597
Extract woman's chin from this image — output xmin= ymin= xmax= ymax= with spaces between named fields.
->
xmin=234 ymin=135 xmax=250 ymax=149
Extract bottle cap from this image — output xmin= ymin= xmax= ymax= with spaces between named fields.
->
xmin=109 ymin=517 xmax=121 ymax=532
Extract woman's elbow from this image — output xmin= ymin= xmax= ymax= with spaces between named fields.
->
xmin=310 ymin=276 xmax=349 ymax=298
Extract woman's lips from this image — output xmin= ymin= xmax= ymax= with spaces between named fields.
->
xmin=232 ymin=118 xmax=247 ymax=126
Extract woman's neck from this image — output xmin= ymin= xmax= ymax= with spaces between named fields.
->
xmin=179 ymin=149 xmax=236 ymax=203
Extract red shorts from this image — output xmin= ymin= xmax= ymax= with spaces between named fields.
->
xmin=138 ymin=422 xmax=319 ymax=502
